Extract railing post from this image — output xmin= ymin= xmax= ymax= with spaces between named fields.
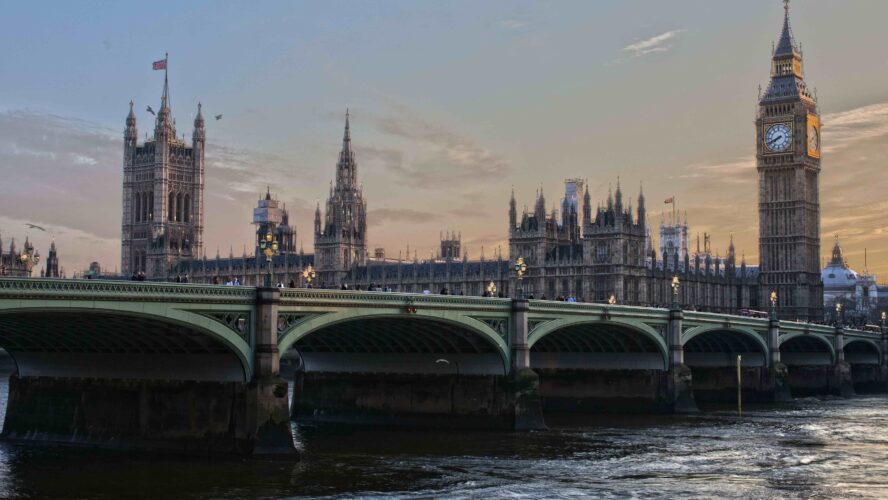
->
xmin=255 ymin=287 xmax=281 ymax=377
xmin=510 ymin=299 xmax=530 ymax=373
xmin=509 ymin=298 xmax=545 ymax=430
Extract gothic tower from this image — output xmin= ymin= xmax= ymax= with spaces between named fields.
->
xmin=314 ymin=111 xmax=367 ymax=286
xmin=44 ymin=240 xmax=60 ymax=278
xmin=121 ymin=64 xmax=205 ymax=278
xmin=757 ymin=1 xmax=822 ymax=320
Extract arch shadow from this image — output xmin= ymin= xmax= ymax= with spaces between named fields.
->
xmin=683 ymin=325 xmax=768 ymax=367
xmin=0 ymin=307 xmax=251 ymax=381
xmin=779 ymin=333 xmax=835 ymax=366
xmin=280 ymin=311 xmax=509 ymax=375
xmin=529 ymin=319 xmax=667 ymax=371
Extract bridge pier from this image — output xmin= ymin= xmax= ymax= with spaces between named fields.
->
xmin=768 ymin=317 xmax=792 ymax=403
xmin=833 ymin=327 xmax=855 ymax=397
xmin=510 ymin=299 xmax=546 ymax=430
xmin=667 ymin=308 xmax=697 ymax=413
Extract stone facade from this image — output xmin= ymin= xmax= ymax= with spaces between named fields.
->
xmin=756 ymin=3 xmax=823 ymax=320
xmin=0 ymin=236 xmax=58 ymax=278
xmin=120 ymin=68 xmax=205 ymax=278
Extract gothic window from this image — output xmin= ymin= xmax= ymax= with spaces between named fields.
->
xmin=168 ymin=192 xmax=175 ymax=221
xmin=177 ymin=193 xmax=184 ymax=222
xmin=148 ymin=192 xmax=154 ymax=220
xmin=134 ymin=194 xmax=141 ymax=223
xmin=183 ymin=194 xmax=190 ymax=223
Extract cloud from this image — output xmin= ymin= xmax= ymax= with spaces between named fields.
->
xmin=623 ymin=30 xmax=686 ymax=57
xmin=368 ymin=208 xmax=441 ymax=228
xmin=500 ymin=19 xmax=528 ymax=30
xmin=374 ymin=109 xmax=511 ymax=189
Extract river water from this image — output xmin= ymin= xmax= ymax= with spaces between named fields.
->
xmin=0 ymin=382 xmax=886 ymax=498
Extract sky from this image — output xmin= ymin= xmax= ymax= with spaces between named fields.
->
xmin=2 ymin=1 xmax=888 ymax=279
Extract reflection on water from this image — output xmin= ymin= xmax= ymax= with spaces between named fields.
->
xmin=0 ymin=379 xmax=886 ymax=498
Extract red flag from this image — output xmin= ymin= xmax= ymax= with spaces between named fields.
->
xmin=153 ymin=59 xmax=167 ymax=70
xmin=664 ymin=196 xmax=674 ymax=204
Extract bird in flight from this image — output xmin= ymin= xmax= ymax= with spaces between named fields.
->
xmin=215 ymin=114 xmax=223 ymax=121
xmin=146 ymin=105 xmax=156 ymax=116
xmin=25 ymin=223 xmax=46 ymax=232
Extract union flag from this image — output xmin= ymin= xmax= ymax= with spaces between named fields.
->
xmin=152 ymin=59 xmax=167 ymax=70
xmin=664 ymin=196 xmax=674 ymax=204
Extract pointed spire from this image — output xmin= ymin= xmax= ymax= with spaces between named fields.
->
xmin=343 ymin=108 xmax=351 ymax=148
xmin=194 ymin=102 xmax=204 ymax=129
xmin=265 ymin=186 xmax=272 ymax=201
xmin=127 ymin=100 xmax=136 ymax=123
xmin=775 ymin=0 xmax=799 ymax=57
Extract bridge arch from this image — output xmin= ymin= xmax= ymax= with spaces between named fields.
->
xmin=0 ymin=304 xmax=252 ymax=381
xmin=779 ymin=332 xmax=836 ymax=366
xmin=279 ymin=310 xmax=510 ymax=375
xmin=844 ymin=338 xmax=881 ymax=365
xmin=528 ymin=318 xmax=667 ymax=370
xmin=682 ymin=325 xmax=769 ymax=366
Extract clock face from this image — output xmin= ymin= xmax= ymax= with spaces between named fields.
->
xmin=765 ymin=123 xmax=792 ymax=152
xmin=807 ymin=124 xmax=819 ymax=152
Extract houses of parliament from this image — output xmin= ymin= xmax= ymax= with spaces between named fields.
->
xmin=118 ymin=3 xmax=845 ymax=321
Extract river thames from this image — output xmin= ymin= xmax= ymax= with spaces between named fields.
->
xmin=0 ymin=384 xmax=886 ymax=498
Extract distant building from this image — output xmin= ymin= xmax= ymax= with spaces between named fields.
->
xmin=822 ymin=237 xmax=888 ymax=323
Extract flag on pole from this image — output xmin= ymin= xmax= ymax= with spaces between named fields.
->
xmin=664 ymin=196 xmax=674 ymax=204
xmin=153 ymin=59 xmax=167 ymax=70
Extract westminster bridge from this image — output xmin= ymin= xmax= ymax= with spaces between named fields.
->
xmin=0 ymin=278 xmax=884 ymax=455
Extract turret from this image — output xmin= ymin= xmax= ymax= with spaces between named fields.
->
xmin=314 ymin=202 xmax=322 ymax=236
xmin=637 ymin=183 xmax=646 ymax=229
xmin=125 ymin=101 xmax=138 ymax=146
xmin=509 ymin=187 xmax=517 ymax=230
xmin=614 ymin=177 xmax=623 ymax=214
xmin=582 ymin=184 xmax=591 ymax=227
xmin=193 ymin=102 xmax=205 ymax=141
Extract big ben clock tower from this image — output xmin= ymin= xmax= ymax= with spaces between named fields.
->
xmin=757 ymin=0 xmax=823 ymax=321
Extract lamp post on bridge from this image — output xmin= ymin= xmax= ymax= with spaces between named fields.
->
xmin=835 ymin=302 xmax=843 ymax=328
xmin=258 ymin=230 xmax=279 ymax=288
xmin=514 ymin=257 xmax=527 ymax=300
xmin=670 ymin=276 xmax=680 ymax=311
xmin=302 ymin=264 xmax=316 ymax=289
xmin=769 ymin=291 xmax=778 ymax=320
xmin=19 ymin=248 xmax=40 ymax=278
xmin=486 ymin=281 xmax=497 ymax=297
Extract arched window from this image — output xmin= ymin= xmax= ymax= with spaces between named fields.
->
xmin=147 ymin=192 xmax=154 ymax=220
xmin=134 ymin=194 xmax=141 ymax=223
xmin=168 ymin=192 xmax=175 ymax=221
xmin=183 ymin=194 xmax=190 ymax=223
xmin=176 ymin=193 xmax=184 ymax=222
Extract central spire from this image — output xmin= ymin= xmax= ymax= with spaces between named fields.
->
xmin=160 ymin=53 xmax=170 ymax=111
xmin=775 ymin=0 xmax=799 ymax=57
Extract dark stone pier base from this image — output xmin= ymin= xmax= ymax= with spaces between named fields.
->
xmin=2 ymin=375 xmax=295 ymax=456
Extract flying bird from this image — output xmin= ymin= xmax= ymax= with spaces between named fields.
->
xmin=25 ymin=224 xmax=46 ymax=232
xmin=215 ymin=114 xmax=223 ymax=121
xmin=146 ymin=105 xmax=155 ymax=115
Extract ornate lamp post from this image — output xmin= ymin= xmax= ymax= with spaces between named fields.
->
xmin=258 ymin=230 xmax=279 ymax=288
xmin=881 ymin=311 xmax=886 ymax=332
xmin=608 ymin=294 xmax=616 ymax=305
xmin=835 ymin=302 xmax=843 ymax=327
xmin=19 ymin=249 xmax=40 ymax=277
xmin=670 ymin=276 xmax=680 ymax=310
xmin=514 ymin=257 xmax=527 ymax=300
xmin=302 ymin=264 xmax=317 ymax=288
xmin=769 ymin=291 xmax=778 ymax=319
xmin=486 ymin=281 xmax=497 ymax=297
